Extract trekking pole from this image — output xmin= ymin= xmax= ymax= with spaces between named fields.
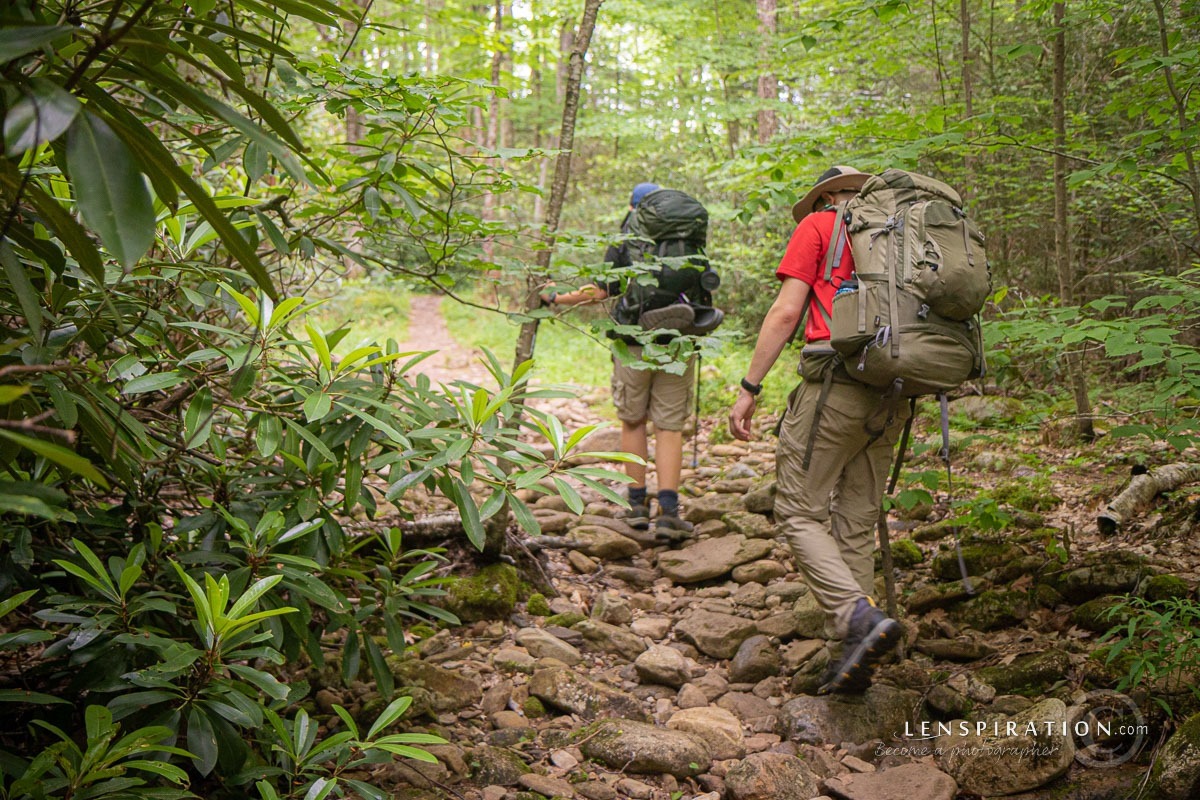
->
xmin=692 ymin=353 xmax=701 ymax=468
xmin=876 ymin=505 xmax=903 ymax=659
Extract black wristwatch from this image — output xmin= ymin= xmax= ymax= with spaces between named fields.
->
xmin=740 ymin=377 xmax=762 ymax=396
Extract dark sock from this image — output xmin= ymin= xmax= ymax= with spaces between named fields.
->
xmin=628 ymin=486 xmax=648 ymax=506
xmin=658 ymin=489 xmax=679 ymax=517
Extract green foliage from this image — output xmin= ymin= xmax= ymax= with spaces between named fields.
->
xmin=991 ymin=269 xmax=1200 ymax=450
xmin=2 ymin=706 xmax=192 ymax=800
xmin=1098 ymin=596 xmax=1200 ymax=716
xmin=0 ymin=1 xmax=635 ymax=797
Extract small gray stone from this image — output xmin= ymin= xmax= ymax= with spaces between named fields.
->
xmin=1151 ymin=711 xmax=1200 ymax=800
xmin=756 ymin=609 xmax=803 ymax=639
xmin=914 ymin=637 xmax=997 ymax=662
xmin=574 ymin=618 xmax=647 ymax=661
xmin=743 ymin=481 xmax=777 ymax=515
xmin=518 ymin=773 xmax=575 ymax=798
xmin=630 ymin=615 xmax=673 ymax=640
xmin=563 ymin=525 xmax=642 ymax=559
xmin=668 ymin=706 xmax=747 ymax=759
xmin=592 ymin=592 xmax=633 ymax=625
xmin=729 ymin=635 xmax=782 ymax=683
xmin=607 ymin=565 xmax=659 ymax=587
xmin=823 ymin=762 xmax=957 ymax=800
xmin=469 ymin=744 xmax=530 ymax=786
xmin=723 ymin=511 xmax=776 ymax=539
xmin=529 ymin=667 xmax=649 ymax=722
xmin=725 ymin=752 xmax=820 ymax=800
xmin=677 ymin=683 xmax=710 ymax=709
xmin=493 ymin=647 xmax=537 ymax=673
xmin=388 ymin=659 xmax=482 ymax=712
xmin=792 ymin=591 xmax=829 ymax=639
xmin=781 ymin=639 xmax=825 ymax=671
xmin=675 ymin=609 xmax=759 ymax=659
xmin=514 ymin=628 xmax=584 ymax=666
xmin=782 ymin=684 xmax=920 ymax=746
xmin=686 ymin=492 xmax=746 ymax=523
xmin=765 ymin=581 xmax=809 ymax=602
xmin=733 ymin=582 xmax=768 ymax=609
xmin=578 ymin=719 xmax=712 ymax=778
xmin=658 ymin=534 xmax=774 ymax=584
xmin=576 ymin=781 xmax=617 ymax=800
xmin=568 ymin=549 xmax=599 ymax=574
xmin=717 ymin=692 xmax=779 ymax=726
xmin=733 ymin=559 xmax=788 ymax=584
xmin=635 ymin=645 xmax=691 ymax=688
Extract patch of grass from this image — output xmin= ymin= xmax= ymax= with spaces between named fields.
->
xmin=441 ymin=298 xmax=613 ymax=392
xmin=698 ymin=332 xmax=800 ymax=419
xmin=311 ymin=277 xmax=411 ymax=354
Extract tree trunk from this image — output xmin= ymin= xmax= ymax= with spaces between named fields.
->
xmin=481 ymin=0 xmax=504 ymax=263
xmin=959 ymin=0 xmax=974 ymax=203
xmin=1052 ymin=1 xmax=1095 ymax=442
xmin=1151 ymin=0 xmax=1200 ymax=260
xmin=482 ymin=0 xmax=603 ymax=560
xmin=755 ymin=0 xmax=777 ymax=144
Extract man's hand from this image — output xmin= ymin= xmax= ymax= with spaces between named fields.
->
xmin=729 ymin=391 xmax=757 ymax=441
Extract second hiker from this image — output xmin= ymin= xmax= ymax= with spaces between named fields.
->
xmin=543 ymin=182 xmax=719 ymax=539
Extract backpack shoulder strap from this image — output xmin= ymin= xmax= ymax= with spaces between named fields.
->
xmin=822 ymin=203 xmax=851 ymax=283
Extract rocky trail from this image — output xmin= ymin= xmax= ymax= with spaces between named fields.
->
xmin=339 ymin=303 xmax=1200 ymax=800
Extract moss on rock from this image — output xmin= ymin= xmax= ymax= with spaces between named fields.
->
xmin=891 ymin=538 xmax=924 ymax=568
xmin=956 ymin=589 xmax=1033 ymax=631
xmin=932 ymin=541 xmax=1023 ymax=582
xmin=976 ymin=650 xmax=1071 ymax=696
xmin=526 ymin=592 xmax=552 ymax=616
xmin=1145 ymin=574 xmax=1190 ymax=602
xmin=445 ymin=563 xmax=520 ymax=622
xmin=1072 ymin=596 xmax=1131 ymax=634
xmin=545 ymin=611 xmax=586 ymax=628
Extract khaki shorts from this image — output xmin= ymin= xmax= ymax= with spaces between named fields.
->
xmin=611 ymin=346 xmax=696 ymax=431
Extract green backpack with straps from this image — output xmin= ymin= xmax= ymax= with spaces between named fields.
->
xmin=824 ymin=168 xmax=990 ymax=397
xmin=610 ymin=188 xmax=723 ymax=336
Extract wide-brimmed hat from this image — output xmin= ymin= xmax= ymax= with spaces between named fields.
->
xmin=791 ymin=166 xmax=870 ymax=222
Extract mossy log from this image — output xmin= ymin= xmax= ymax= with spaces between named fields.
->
xmin=1097 ymin=463 xmax=1200 ymax=535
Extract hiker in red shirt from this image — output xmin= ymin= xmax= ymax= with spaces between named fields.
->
xmin=728 ymin=166 xmax=910 ymax=693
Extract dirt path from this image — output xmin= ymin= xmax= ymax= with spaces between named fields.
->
xmin=395 ymin=293 xmax=612 ymax=437
xmin=394 ymin=293 xmax=495 ymax=387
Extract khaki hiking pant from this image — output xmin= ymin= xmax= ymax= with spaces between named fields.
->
xmin=775 ymin=364 xmax=910 ymax=639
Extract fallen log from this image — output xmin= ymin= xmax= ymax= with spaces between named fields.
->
xmin=1097 ymin=463 xmax=1200 ymax=535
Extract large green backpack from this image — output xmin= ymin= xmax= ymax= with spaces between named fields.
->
xmin=610 ymin=189 xmax=721 ymax=332
xmin=826 ymin=169 xmax=990 ymax=396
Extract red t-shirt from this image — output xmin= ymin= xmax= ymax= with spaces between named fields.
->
xmin=775 ymin=209 xmax=856 ymax=343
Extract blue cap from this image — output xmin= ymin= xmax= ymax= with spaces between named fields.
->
xmin=630 ymin=183 xmax=660 ymax=207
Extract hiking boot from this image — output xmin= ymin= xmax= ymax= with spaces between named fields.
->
xmin=818 ymin=598 xmax=902 ymax=695
xmin=619 ymin=502 xmax=651 ymax=530
xmin=638 ymin=303 xmax=695 ymax=332
xmin=652 ymin=513 xmax=694 ymax=544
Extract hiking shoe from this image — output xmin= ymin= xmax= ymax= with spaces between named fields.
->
xmin=619 ymin=502 xmax=651 ymax=530
xmin=652 ymin=513 xmax=694 ymax=544
xmin=818 ymin=598 xmax=902 ymax=695
xmin=638 ymin=303 xmax=695 ymax=332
